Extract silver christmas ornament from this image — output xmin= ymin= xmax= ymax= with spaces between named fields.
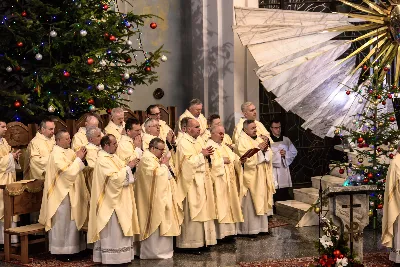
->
xmin=89 ymin=105 xmax=96 ymax=111
xmin=48 ymin=105 xmax=55 ymax=113
xmin=358 ymin=98 xmax=363 ymax=104
xmin=127 ymin=88 xmax=134 ymax=95
xmin=123 ymin=73 xmax=130 ymax=79
xmin=126 ymin=40 xmax=133 ymax=46
xmin=35 ymin=53 xmax=43 ymax=60
xmin=6 ymin=66 xmax=12 ymax=72
xmin=161 ymin=55 xmax=168 ymax=62
xmin=97 ymin=83 xmax=104 ymax=90
xmin=80 ymin=29 xmax=87 ymax=37
xmin=50 ymin=30 xmax=57 ymax=37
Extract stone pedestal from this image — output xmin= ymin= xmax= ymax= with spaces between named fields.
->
xmin=326 ymin=185 xmax=377 ymax=262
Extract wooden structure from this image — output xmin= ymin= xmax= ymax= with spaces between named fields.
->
xmin=1 ymin=179 xmax=46 ymax=264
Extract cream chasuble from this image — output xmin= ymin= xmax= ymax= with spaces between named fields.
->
xmin=71 ymin=127 xmax=88 ymax=151
xmin=23 ymin=133 xmax=55 ymax=180
xmin=104 ymin=121 xmax=125 ymax=142
xmin=85 ymin=143 xmax=100 ymax=168
xmin=135 ymin=150 xmax=180 ymax=240
xmin=382 ymin=154 xmax=400 ymax=259
xmin=232 ymin=118 xmax=270 ymax=144
xmin=202 ymin=129 xmax=233 ymax=146
xmin=0 ymin=138 xmax=17 ymax=221
xmin=142 ymin=120 xmax=172 ymax=142
xmin=88 ymin=150 xmax=140 ymax=244
xmin=116 ymin=135 xmax=141 ymax=164
xmin=177 ymin=110 xmax=207 ymax=138
xmin=206 ymin=139 xmax=243 ymax=224
xmin=38 ymin=145 xmax=89 ymax=232
xmin=235 ymin=132 xmax=275 ymax=216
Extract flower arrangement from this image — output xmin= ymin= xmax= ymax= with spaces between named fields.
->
xmin=309 ymin=217 xmax=363 ymax=267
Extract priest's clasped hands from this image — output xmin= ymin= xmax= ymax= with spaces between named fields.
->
xmin=201 ymin=146 xmax=214 ymax=156
xmin=258 ymin=141 xmax=269 ymax=152
xmin=75 ymin=147 xmax=87 ymax=159
xmin=127 ymin=158 xmax=140 ymax=168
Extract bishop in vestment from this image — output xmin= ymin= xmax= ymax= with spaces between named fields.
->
xmin=382 ymin=152 xmax=400 ymax=264
xmin=206 ymin=126 xmax=244 ymax=239
xmin=104 ymin=108 xmax=125 ymax=142
xmin=88 ymin=134 xmax=140 ymax=265
xmin=38 ymin=130 xmax=88 ymax=256
xmin=24 ymin=118 xmax=55 ymax=180
xmin=143 ymin=105 xmax=173 ymax=141
xmin=175 ymin=118 xmax=217 ymax=249
xmin=0 ymin=121 xmax=21 ymax=244
xmin=177 ymin=99 xmax=207 ymax=139
xmin=135 ymin=138 xmax=180 ymax=259
xmin=235 ymin=120 xmax=275 ymax=235
xmin=71 ymin=115 xmax=100 ymax=151
xmin=232 ymin=102 xmax=270 ymax=144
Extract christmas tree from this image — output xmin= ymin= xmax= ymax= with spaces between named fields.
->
xmin=0 ymin=0 xmax=163 ymax=122
xmin=333 ymin=64 xmax=400 ymax=226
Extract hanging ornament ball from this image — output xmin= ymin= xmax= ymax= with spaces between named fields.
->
xmin=346 ymin=90 xmax=351 ymax=95
xmin=339 ymin=169 xmax=345 ymax=174
xmin=161 ymin=55 xmax=168 ymax=62
xmin=123 ymin=73 xmax=130 ymax=79
xmin=333 ymin=250 xmax=341 ymax=257
xmin=358 ymin=143 xmax=364 ymax=148
xmin=126 ymin=40 xmax=133 ymax=46
xmin=6 ymin=66 xmax=12 ymax=72
xmin=377 ymin=147 xmax=382 ymax=152
xmin=377 ymin=95 xmax=382 ymax=99
xmin=150 ymin=22 xmax=157 ymax=29
xmin=21 ymin=11 xmax=27 ymax=17
xmin=48 ymin=105 xmax=55 ymax=113
xmin=358 ymin=98 xmax=363 ymax=104
xmin=363 ymin=178 xmax=369 ymax=183
xmin=14 ymin=66 xmax=21 ymax=71
xmin=390 ymin=153 xmax=394 ymax=159
xmin=89 ymin=105 xmax=96 ymax=112
xmin=358 ymin=158 xmax=364 ymax=163
xmin=87 ymin=58 xmax=94 ymax=65
xmin=35 ymin=53 xmax=43 ymax=60
xmin=314 ymin=207 xmax=320 ymax=214
xmin=13 ymin=101 xmax=21 ymax=108
xmin=102 ymin=4 xmax=109 ymax=10
xmin=63 ymin=71 xmax=70 ymax=77
xmin=109 ymin=35 xmax=116 ymax=41
xmin=390 ymin=146 xmax=395 ymax=152
xmin=127 ymin=88 xmax=134 ymax=95
xmin=97 ymin=83 xmax=104 ymax=91
xmin=368 ymin=210 xmax=373 ymax=217
xmin=16 ymin=41 xmax=23 ymax=47
xmin=334 ymin=129 xmax=340 ymax=135
xmin=370 ymin=201 xmax=375 ymax=206
xmin=390 ymin=116 xmax=396 ymax=122
xmin=125 ymin=57 xmax=132 ymax=63
xmin=104 ymin=32 xmax=109 ymax=38
xmin=367 ymin=173 xmax=373 ymax=179
xmin=106 ymin=108 xmax=112 ymax=114
xmin=388 ymin=93 xmax=393 ymax=99
xmin=125 ymin=22 xmax=131 ymax=28
xmin=379 ymin=122 xmax=384 ymax=127
xmin=382 ymin=100 xmax=386 ymax=105
xmin=377 ymin=204 xmax=383 ymax=209
xmin=362 ymin=65 xmax=368 ymax=71
xmin=87 ymin=99 xmax=95 ymax=105
xmin=357 ymin=137 xmax=364 ymax=144
xmin=50 ymin=30 xmax=57 ymax=37
xmin=99 ymin=60 xmax=107 ymax=67
xmin=80 ymin=29 xmax=87 ymax=37
xmin=145 ymin=66 xmax=151 ymax=72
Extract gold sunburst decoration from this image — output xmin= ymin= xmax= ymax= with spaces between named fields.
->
xmin=330 ymin=0 xmax=400 ymax=83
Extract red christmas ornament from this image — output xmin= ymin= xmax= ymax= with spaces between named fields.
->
xmin=390 ymin=153 xmax=394 ymax=159
xmin=14 ymin=66 xmax=21 ymax=71
xmin=339 ymin=169 xmax=344 ymax=174
xmin=338 ymin=254 xmax=344 ymax=259
xmin=150 ymin=22 xmax=157 ymax=29
xmin=362 ymin=65 xmax=368 ymax=71
xmin=13 ymin=101 xmax=21 ymax=108
xmin=390 ymin=116 xmax=396 ymax=122
xmin=363 ymin=178 xmax=369 ymax=183
xmin=367 ymin=173 xmax=373 ymax=179
xmin=357 ymin=137 xmax=364 ymax=144
xmin=63 ymin=71 xmax=70 ymax=77
xmin=87 ymin=99 xmax=95 ymax=105
xmin=102 ymin=4 xmax=109 ymax=10
xmin=106 ymin=108 xmax=112 ymax=114
xmin=377 ymin=147 xmax=382 ymax=152
xmin=346 ymin=90 xmax=351 ymax=95
xmin=384 ymin=66 xmax=389 ymax=72
xmin=333 ymin=250 xmax=341 ymax=257
xmin=382 ymin=100 xmax=386 ymax=105
xmin=377 ymin=95 xmax=381 ymax=99
xmin=21 ymin=11 xmax=27 ymax=17
xmin=125 ymin=57 xmax=132 ymax=63
xmin=377 ymin=204 xmax=383 ymax=209
xmin=109 ymin=35 xmax=116 ymax=41
xmin=388 ymin=93 xmax=393 ymax=99
xmin=358 ymin=143 xmax=363 ymax=148
xmin=104 ymin=32 xmax=109 ymax=38
xmin=145 ymin=66 xmax=151 ymax=72
xmin=368 ymin=90 xmax=373 ymax=95
xmin=17 ymin=41 xmax=23 ymax=47
xmin=87 ymin=58 xmax=94 ymax=65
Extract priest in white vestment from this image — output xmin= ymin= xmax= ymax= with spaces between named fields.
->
xmin=135 ymin=138 xmax=180 ymax=259
xmin=206 ymin=125 xmax=244 ymax=239
xmin=177 ymin=99 xmax=207 ymax=139
xmin=232 ymin=102 xmax=270 ymax=144
xmin=84 ymin=127 xmax=102 ymax=168
xmin=143 ymin=105 xmax=173 ymax=141
xmin=382 ymin=152 xmax=400 ymax=264
xmin=38 ymin=130 xmax=89 ymax=257
xmin=88 ymin=134 xmax=140 ymax=265
xmin=176 ymin=117 xmax=191 ymax=145
xmin=175 ymin=118 xmax=217 ymax=251
xmin=0 ymin=121 xmax=21 ymax=245
xmin=71 ymin=115 xmax=100 ymax=151
xmin=235 ymin=120 xmax=275 ymax=235
xmin=203 ymin=114 xmax=233 ymax=147
xmin=269 ymin=119 xmax=297 ymax=203
xmin=116 ymin=117 xmax=143 ymax=164
xmin=104 ymin=107 xmax=125 ymax=142
xmin=23 ymin=118 xmax=55 ymax=180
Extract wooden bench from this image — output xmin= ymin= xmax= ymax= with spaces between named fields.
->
xmin=2 ymin=179 xmax=46 ymax=264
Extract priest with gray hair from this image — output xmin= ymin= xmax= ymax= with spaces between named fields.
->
xmin=104 ymin=108 xmax=125 ymax=142
xmin=72 ymin=115 xmax=100 ymax=151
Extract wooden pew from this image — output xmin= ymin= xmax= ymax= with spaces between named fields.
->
xmin=2 ymin=179 xmax=46 ymax=264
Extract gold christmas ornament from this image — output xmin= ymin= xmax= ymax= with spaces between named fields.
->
xmin=314 ymin=207 xmax=321 ymax=213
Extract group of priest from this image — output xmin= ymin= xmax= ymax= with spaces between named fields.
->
xmin=0 ymin=99 xmax=298 ymax=265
